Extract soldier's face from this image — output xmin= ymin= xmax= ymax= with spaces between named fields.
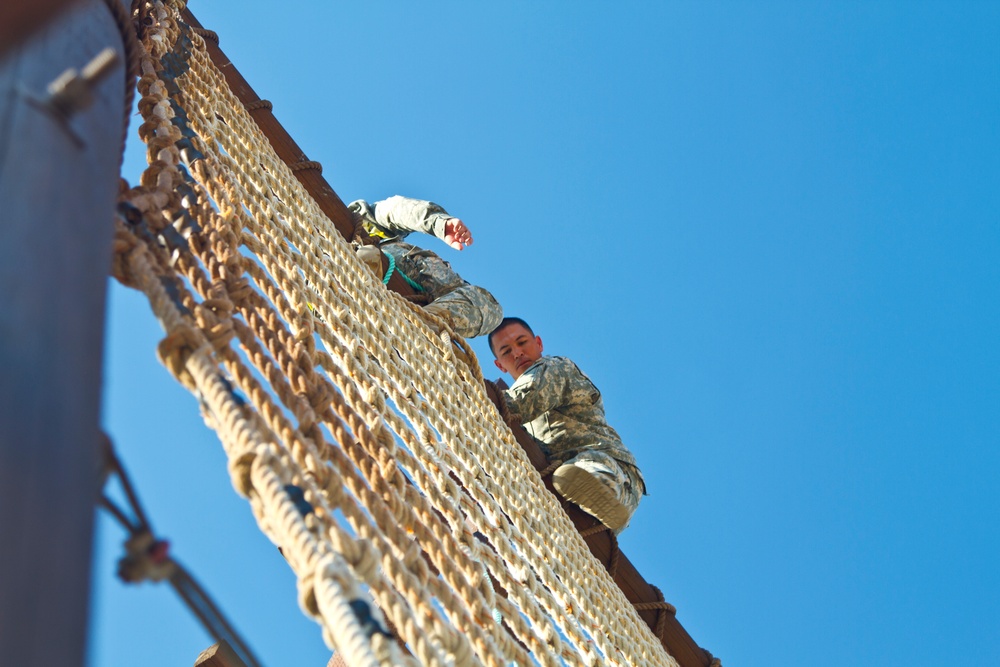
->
xmin=492 ymin=324 xmax=544 ymax=379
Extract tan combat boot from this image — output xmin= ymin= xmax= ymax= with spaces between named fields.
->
xmin=552 ymin=463 xmax=631 ymax=533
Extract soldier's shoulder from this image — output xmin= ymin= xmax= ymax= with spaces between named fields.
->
xmin=543 ymin=356 xmax=589 ymax=378
xmin=547 ymin=356 xmax=601 ymax=389
xmin=546 ymin=355 xmax=581 ymax=369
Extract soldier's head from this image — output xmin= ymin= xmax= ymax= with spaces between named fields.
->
xmin=489 ymin=317 xmax=544 ymax=379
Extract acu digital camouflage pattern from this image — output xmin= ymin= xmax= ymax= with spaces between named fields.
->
xmin=348 ymin=196 xmax=503 ymax=338
xmin=559 ymin=450 xmax=643 ymax=533
xmin=503 ymin=355 xmax=646 ymax=516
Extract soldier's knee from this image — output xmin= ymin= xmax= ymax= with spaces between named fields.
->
xmin=426 ymin=285 xmax=503 ymax=338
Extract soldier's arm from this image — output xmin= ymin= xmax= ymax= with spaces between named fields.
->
xmin=372 ymin=195 xmax=454 ymax=241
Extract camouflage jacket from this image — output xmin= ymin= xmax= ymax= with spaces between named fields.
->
xmin=348 ymin=196 xmax=465 ymax=300
xmin=503 ymin=356 xmax=645 ymax=492
xmin=347 ymin=196 xmax=503 ymax=337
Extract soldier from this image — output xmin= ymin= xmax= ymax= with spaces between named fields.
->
xmin=348 ymin=195 xmax=502 ymax=338
xmin=489 ymin=317 xmax=646 ymax=534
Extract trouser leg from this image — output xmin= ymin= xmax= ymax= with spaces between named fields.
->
xmin=424 ymin=284 xmax=503 ymax=338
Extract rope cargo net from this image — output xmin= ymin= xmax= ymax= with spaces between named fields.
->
xmin=112 ymin=2 xmax=679 ymax=665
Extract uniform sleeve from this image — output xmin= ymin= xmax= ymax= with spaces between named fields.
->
xmin=369 ymin=195 xmax=453 ymax=242
xmin=504 ymin=358 xmax=592 ymax=423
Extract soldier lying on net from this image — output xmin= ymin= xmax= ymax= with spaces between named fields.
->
xmin=489 ymin=317 xmax=646 ymax=534
xmin=349 ymin=195 xmax=502 ymax=338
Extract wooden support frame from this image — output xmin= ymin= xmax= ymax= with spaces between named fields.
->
xmin=173 ymin=8 xmax=716 ymax=666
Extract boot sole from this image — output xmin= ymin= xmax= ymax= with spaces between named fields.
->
xmin=552 ymin=463 xmax=630 ymax=532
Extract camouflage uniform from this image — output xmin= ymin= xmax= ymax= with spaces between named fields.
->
xmin=348 ymin=196 xmax=502 ymax=338
xmin=503 ymin=355 xmax=645 ymax=533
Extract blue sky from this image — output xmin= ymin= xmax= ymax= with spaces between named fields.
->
xmin=93 ymin=2 xmax=999 ymax=666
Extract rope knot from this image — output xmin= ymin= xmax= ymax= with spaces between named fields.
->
xmin=110 ymin=227 xmax=144 ymax=288
xmin=156 ymin=325 xmax=203 ymax=390
xmin=292 ymin=336 xmax=316 ymax=365
xmin=201 ymin=296 xmax=234 ymax=317
xmin=195 ymin=301 xmax=235 ymax=352
xmin=305 ymin=381 xmax=332 ymax=416
xmin=224 ymin=273 xmax=253 ymax=303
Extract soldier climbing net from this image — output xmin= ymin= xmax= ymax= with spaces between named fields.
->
xmin=113 ymin=2 xmax=680 ymax=665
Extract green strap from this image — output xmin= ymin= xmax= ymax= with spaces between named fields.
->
xmin=381 ymin=251 xmax=395 ymax=284
xmin=382 ymin=252 xmax=424 ymax=293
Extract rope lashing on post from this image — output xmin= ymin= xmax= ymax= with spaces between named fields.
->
xmin=633 ymin=586 xmax=679 ymax=645
xmin=243 ymin=99 xmax=272 ymax=112
xmin=191 ymin=26 xmax=218 ymax=44
xmin=537 ymin=460 xmax=564 ymax=479
xmin=99 ymin=434 xmax=264 ymax=667
xmin=291 ymin=159 xmax=323 ymax=174
xmin=702 ymin=648 xmax=723 ymax=667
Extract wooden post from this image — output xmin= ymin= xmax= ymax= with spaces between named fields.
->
xmin=0 ymin=1 xmax=128 ymax=665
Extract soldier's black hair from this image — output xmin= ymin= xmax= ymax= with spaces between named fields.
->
xmin=488 ymin=317 xmax=535 ymax=356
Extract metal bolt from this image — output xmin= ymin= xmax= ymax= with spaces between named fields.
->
xmin=45 ymin=46 xmax=119 ymax=118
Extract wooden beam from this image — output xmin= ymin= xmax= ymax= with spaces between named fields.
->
xmin=0 ymin=1 xmax=129 ymax=666
xmin=194 ymin=641 xmax=248 ymax=667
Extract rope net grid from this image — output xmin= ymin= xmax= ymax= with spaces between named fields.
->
xmin=113 ymin=2 xmax=680 ymax=665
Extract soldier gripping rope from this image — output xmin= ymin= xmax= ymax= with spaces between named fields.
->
xmin=489 ymin=317 xmax=646 ymax=534
xmin=349 ymin=195 xmax=503 ymax=338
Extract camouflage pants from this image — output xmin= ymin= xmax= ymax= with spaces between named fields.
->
xmin=424 ymin=285 xmax=503 ymax=338
xmin=559 ymin=450 xmax=642 ymax=534
xmin=383 ymin=241 xmax=502 ymax=339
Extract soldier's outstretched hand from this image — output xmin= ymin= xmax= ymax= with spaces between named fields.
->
xmin=443 ymin=217 xmax=473 ymax=250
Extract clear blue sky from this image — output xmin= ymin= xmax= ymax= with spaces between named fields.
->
xmin=93 ymin=2 xmax=999 ymax=666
